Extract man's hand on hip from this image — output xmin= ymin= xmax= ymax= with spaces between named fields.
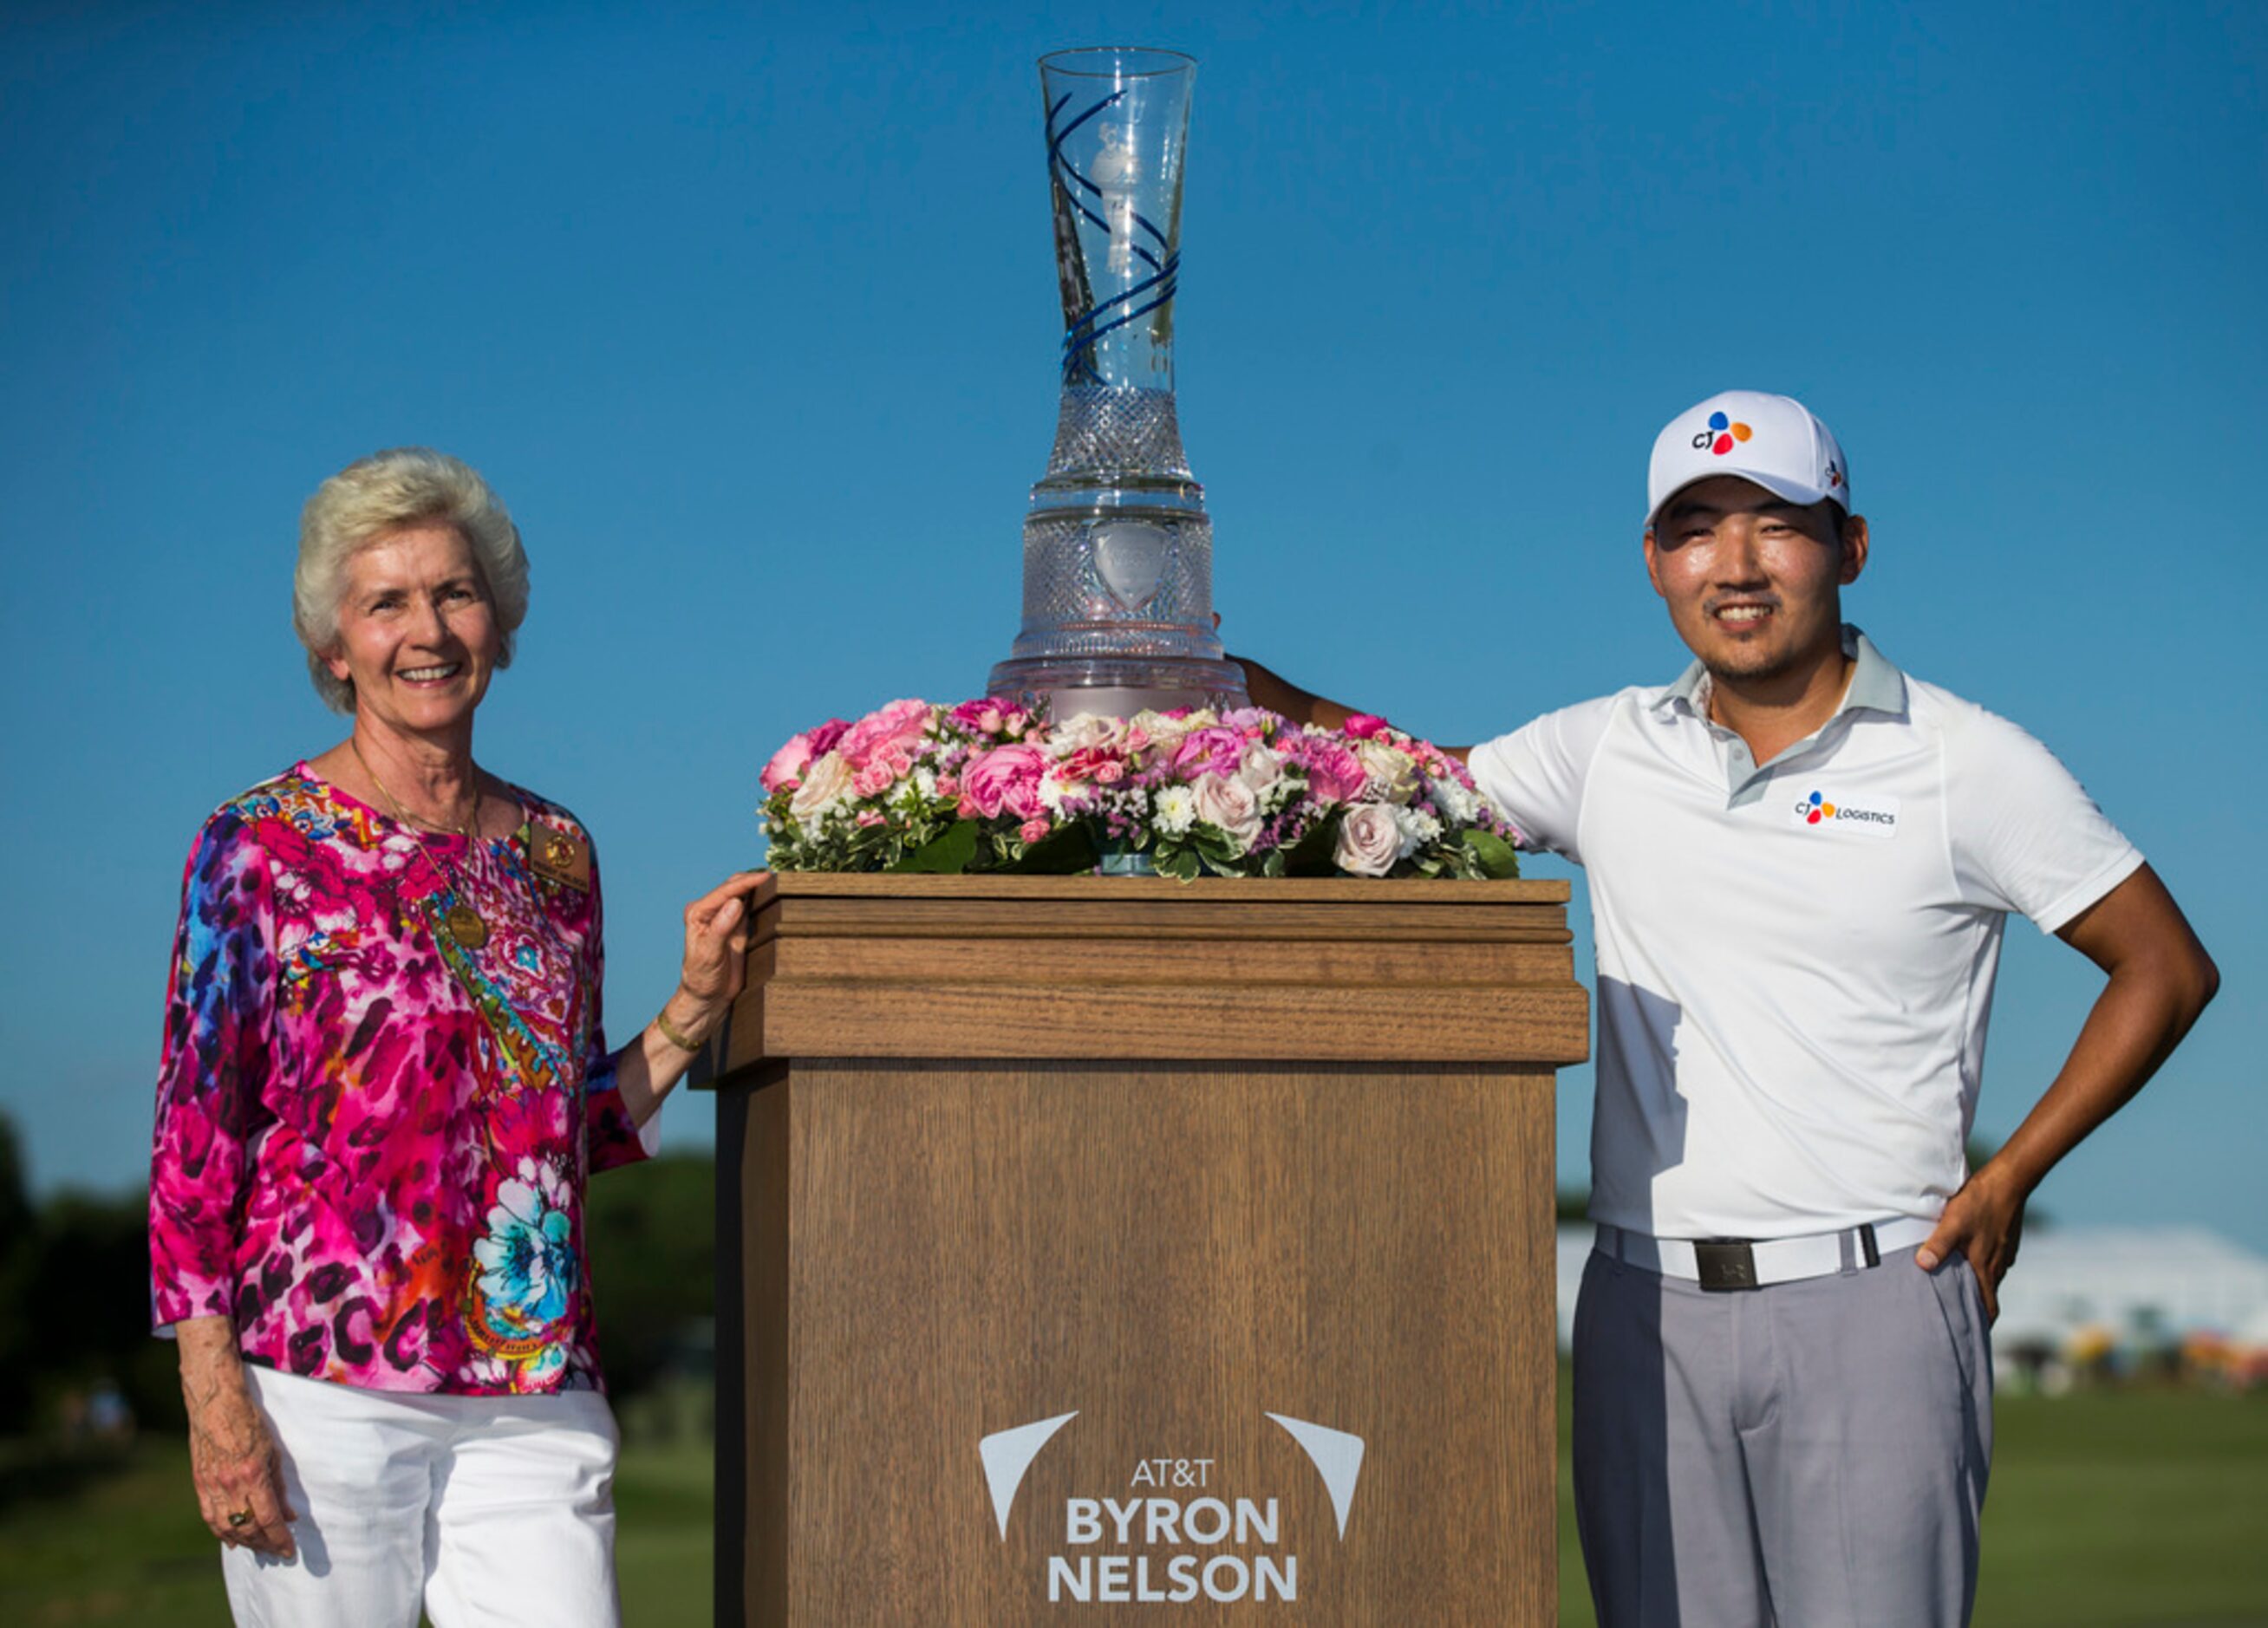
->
xmin=1915 ymin=1163 xmax=2028 ymax=1325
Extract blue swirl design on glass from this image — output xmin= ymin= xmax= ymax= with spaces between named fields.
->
xmin=1047 ymin=88 xmax=1180 ymax=386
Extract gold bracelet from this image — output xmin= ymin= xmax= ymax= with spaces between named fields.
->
xmin=653 ymin=1006 xmax=705 ymax=1054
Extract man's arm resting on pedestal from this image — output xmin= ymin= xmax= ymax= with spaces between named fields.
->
xmin=1232 ymin=654 xmax=1471 ymax=765
xmin=1915 ymin=863 xmax=2219 ymax=1319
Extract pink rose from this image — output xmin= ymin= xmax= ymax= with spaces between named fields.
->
xmin=856 ymin=810 xmax=887 ymax=827
xmin=1171 ymin=726 xmax=1248 ymax=781
xmin=948 ymin=699 xmax=1007 ymax=736
xmin=1019 ymin=817 xmax=1052 ymax=845
xmin=788 ymin=751 xmax=854 ymax=820
xmin=1287 ymin=735 xmax=1367 ymax=804
xmin=1343 ymin=713 xmax=1389 ymax=739
xmin=1334 ymin=804 xmax=1399 ymax=876
xmin=760 ymin=733 xmax=814 ymax=794
xmin=806 ymin=717 xmax=852 ymax=757
xmin=1056 ymin=746 xmax=1124 ymax=786
xmin=961 ymin=746 xmax=1046 ymax=820
xmin=1192 ymin=773 xmax=1262 ymax=850
xmin=935 ymin=773 xmax=960 ymax=799
xmin=837 ymin=699 xmax=930 ymax=771
xmin=852 ymin=759 xmax=897 ymax=798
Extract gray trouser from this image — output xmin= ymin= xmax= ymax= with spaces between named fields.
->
xmin=1572 ymin=1241 xmax=1992 ymax=1627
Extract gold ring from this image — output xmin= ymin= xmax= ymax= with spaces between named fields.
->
xmin=227 ymin=1509 xmax=253 ymax=1527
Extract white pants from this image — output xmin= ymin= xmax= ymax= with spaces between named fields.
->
xmin=222 ymin=1365 xmax=622 ymax=1628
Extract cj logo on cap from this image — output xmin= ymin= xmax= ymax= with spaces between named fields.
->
xmin=1790 ymin=789 xmax=1900 ymax=839
xmin=1693 ymin=410 xmax=1752 ymax=456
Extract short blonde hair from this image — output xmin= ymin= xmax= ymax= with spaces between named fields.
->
xmin=294 ymin=448 xmax=530 ymax=713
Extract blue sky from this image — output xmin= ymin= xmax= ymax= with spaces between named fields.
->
xmin=3 ymin=1 xmax=2261 ymax=1246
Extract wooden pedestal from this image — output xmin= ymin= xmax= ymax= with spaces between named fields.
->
xmin=703 ymin=875 xmax=1586 ymax=1625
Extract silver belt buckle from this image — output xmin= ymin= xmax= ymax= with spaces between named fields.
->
xmin=1694 ymin=1239 xmax=1759 ymax=1292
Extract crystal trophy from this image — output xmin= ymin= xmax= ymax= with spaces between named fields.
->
xmin=987 ymin=47 xmax=1249 ymax=718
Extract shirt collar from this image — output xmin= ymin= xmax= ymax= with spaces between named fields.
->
xmin=1654 ymin=624 xmax=1907 ymax=722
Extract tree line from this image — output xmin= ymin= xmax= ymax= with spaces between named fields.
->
xmin=0 ymin=1113 xmax=718 ymax=1438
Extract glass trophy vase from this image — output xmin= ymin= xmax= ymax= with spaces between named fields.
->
xmin=987 ymin=47 xmax=1248 ymax=720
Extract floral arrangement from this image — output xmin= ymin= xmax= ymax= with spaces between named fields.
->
xmin=759 ymin=698 xmax=1520 ymax=881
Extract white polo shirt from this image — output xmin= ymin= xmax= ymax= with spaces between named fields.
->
xmin=1469 ymin=628 xmax=2143 ymax=1241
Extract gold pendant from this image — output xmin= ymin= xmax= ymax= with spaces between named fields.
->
xmin=446 ymin=902 xmax=490 ymax=949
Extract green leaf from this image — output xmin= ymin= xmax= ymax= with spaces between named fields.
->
xmin=1157 ymin=846 xmax=1202 ymax=882
xmin=1461 ymin=829 xmax=1520 ymax=880
xmin=890 ymin=818 xmax=980 ymax=875
xmin=1001 ymin=823 xmax=1099 ymax=875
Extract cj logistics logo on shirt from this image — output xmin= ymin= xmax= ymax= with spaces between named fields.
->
xmin=1790 ymin=788 xmax=1900 ymax=839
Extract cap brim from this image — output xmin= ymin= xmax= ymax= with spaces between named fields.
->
xmin=1646 ymin=469 xmax=1837 ymax=527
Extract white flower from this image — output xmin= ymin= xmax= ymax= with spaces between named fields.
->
xmin=464 ymin=1352 xmax=516 ymax=1387
xmin=1047 ymin=713 xmax=1128 ymax=755
xmin=1354 ymin=740 xmax=1418 ymax=803
xmin=1431 ymin=774 xmax=1481 ymax=825
xmin=1235 ymin=740 xmax=1286 ymax=804
xmin=1131 ymin=707 xmax=1216 ymax=751
xmin=1192 ymin=773 xmax=1262 ymax=851
xmin=914 ymin=766 xmax=939 ymax=798
xmin=788 ymin=751 xmax=854 ymax=820
xmin=1039 ymin=774 xmax=1069 ymax=813
xmin=472 ymin=1160 xmax=578 ymax=1332
xmin=1334 ymin=804 xmax=1400 ymax=876
xmin=1153 ymin=785 xmax=1197 ymax=836
xmin=1390 ymin=804 xmax=1442 ymax=856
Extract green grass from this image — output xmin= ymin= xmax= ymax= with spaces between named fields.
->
xmin=0 ymin=1434 xmax=713 ymax=1627
xmin=1549 ymin=1385 xmax=2268 ymax=1628
xmin=1971 ymin=1391 xmax=2268 ymax=1627
xmin=4 ymin=1390 xmax=2263 ymax=1625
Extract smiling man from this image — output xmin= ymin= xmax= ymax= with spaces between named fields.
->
xmin=1238 ymin=390 xmax=2218 ymax=1625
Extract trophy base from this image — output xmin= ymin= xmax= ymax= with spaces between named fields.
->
xmin=987 ymin=654 xmax=1250 ymax=721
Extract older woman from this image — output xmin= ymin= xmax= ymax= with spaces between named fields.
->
xmin=149 ymin=448 xmax=759 ymax=1625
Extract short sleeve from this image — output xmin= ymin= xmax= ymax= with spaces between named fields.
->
xmin=149 ymin=809 xmax=278 ymax=1331
xmin=1466 ymin=694 xmax=1622 ymax=863
xmin=1945 ymin=709 xmax=2144 ymax=933
xmin=578 ymin=838 xmax=656 ymax=1172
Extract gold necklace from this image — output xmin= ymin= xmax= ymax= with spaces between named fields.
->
xmin=350 ymin=738 xmax=491 ymax=950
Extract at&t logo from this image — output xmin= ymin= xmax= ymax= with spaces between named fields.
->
xmin=978 ymin=1410 xmax=1365 ymax=1605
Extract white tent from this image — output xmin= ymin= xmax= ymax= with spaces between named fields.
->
xmin=1991 ymin=1226 xmax=2268 ymax=1349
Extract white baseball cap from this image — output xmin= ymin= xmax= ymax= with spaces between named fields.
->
xmin=1645 ymin=390 xmax=1850 ymax=525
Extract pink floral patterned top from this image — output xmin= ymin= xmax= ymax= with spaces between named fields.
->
xmin=149 ymin=765 xmax=649 ymax=1396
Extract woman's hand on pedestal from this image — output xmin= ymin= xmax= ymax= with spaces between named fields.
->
xmin=664 ymin=869 xmax=768 ymax=1045
xmin=621 ymin=870 xmax=769 ymax=1126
